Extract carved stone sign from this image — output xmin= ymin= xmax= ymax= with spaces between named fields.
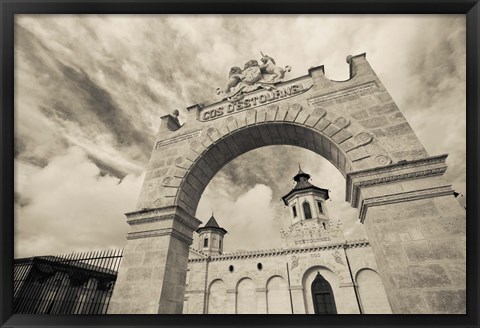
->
xmin=155 ymin=130 xmax=202 ymax=149
xmin=308 ymin=81 xmax=377 ymax=106
xmin=201 ymin=81 xmax=312 ymax=122
xmin=295 ymin=237 xmax=332 ymax=245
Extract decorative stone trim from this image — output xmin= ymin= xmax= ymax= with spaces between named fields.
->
xmin=125 ymin=205 xmax=176 ymax=218
xmin=345 ymin=154 xmax=449 ymax=208
xmin=185 ymin=290 xmax=206 ymax=294
xmin=125 ymin=205 xmax=202 ymax=231
xmin=189 ymin=247 xmax=207 ymax=258
xmin=289 ymin=285 xmax=304 ymax=291
xmin=207 ymin=275 xmax=225 ymax=284
xmin=374 ymin=154 xmax=392 ymax=166
xmin=188 ymin=240 xmax=370 ymax=263
xmin=127 ymin=227 xmax=193 ymax=245
xmin=349 ymin=154 xmax=448 ymax=179
xmin=358 ymin=185 xmax=453 ymax=223
xmin=339 ymin=282 xmax=356 ymax=288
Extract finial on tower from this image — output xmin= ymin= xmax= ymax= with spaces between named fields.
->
xmin=294 ymin=165 xmax=309 ymax=182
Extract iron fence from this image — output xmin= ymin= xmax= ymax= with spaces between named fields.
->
xmin=14 ymin=249 xmax=123 ymax=314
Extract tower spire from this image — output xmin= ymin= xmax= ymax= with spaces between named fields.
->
xmin=196 ymin=214 xmax=228 ymax=256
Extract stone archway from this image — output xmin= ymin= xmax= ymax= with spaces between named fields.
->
xmin=107 ymin=53 xmax=466 ymax=314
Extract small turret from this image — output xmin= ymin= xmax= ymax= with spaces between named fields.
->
xmin=196 ymin=214 xmax=227 ymax=256
xmin=280 ymin=167 xmax=344 ymax=248
xmin=281 ymin=166 xmax=330 ymax=227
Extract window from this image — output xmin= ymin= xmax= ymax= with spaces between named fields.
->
xmin=219 ymin=239 xmax=222 ymax=250
xmin=292 ymin=205 xmax=297 ymax=218
xmin=317 ymin=201 xmax=323 ymax=214
xmin=311 ymin=272 xmax=337 ymax=314
xmin=229 ymin=265 xmax=234 ymax=272
xmin=257 ymin=263 xmax=263 ymax=271
xmin=204 ymin=238 xmax=209 ymax=247
xmin=303 ymin=202 xmax=312 ymax=219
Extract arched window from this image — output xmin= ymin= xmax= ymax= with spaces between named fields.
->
xmin=204 ymin=238 xmax=209 ymax=247
xmin=311 ymin=272 xmax=337 ymax=314
xmin=303 ymin=202 xmax=312 ymax=219
xmin=292 ymin=205 xmax=297 ymax=218
xmin=317 ymin=201 xmax=323 ymax=214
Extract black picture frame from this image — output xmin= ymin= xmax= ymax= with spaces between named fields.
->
xmin=1 ymin=1 xmax=479 ymax=328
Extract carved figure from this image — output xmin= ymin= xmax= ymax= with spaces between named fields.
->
xmin=216 ymin=52 xmax=292 ymax=102
xmin=333 ymin=251 xmax=345 ymax=266
xmin=291 ymin=255 xmax=299 ymax=270
xmin=244 ymin=60 xmax=259 ymax=70
xmin=259 ymin=51 xmax=291 ymax=82
xmin=216 ymin=66 xmax=243 ymax=96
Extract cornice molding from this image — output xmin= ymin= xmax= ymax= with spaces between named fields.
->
xmin=127 ymin=227 xmax=193 ymax=245
xmin=125 ymin=205 xmax=202 ymax=231
xmin=188 ymin=240 xmax=370 ymax=263
xmin=358 ymin=185 xmax=453 ymax=223
xmin=345 ymin=154 xmax=449 ymax=208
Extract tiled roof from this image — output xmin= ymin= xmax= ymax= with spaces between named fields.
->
xmin=204 ymin=216 xmax=221 ymax=228
xmin=196 ymin=215 xmax=228 ymax=234
xmin=281 ymin=168 xmax=329 ymax=205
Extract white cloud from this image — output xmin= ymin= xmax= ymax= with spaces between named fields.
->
xmin=14 ymin=147 xmax=144 ymax=258
xmin=197 ymin=184 xmax=281 ymax=251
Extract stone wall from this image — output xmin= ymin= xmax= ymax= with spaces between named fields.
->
xmin=362 ymin=193 xmax=466 ymax=314
xmin=184 ymin=242 xmax=388 ymax=314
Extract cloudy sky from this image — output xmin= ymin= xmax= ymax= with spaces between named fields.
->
xmin=14 ymin=15 xmax=466 ymax=258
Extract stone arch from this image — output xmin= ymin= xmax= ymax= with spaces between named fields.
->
xmin=301 ymin=265 xmax=339 ymax=314
xmin=301 ymin=265 xmax=337 ymax=287
xmin=234 ymin=275 xmax=258 ymax=290
xmin=355 ymin=268 xmax=392 ymax=314
xmin=109 ymin=53 xmax=465 ymax=315
xmin=264 ymin=270 xmax=286 ymax=282
xmin=235 ymin=277 xmax=257 ymax=314
xmin=207 ymin=279 xmax=226 ymax=314
xmin=352 ymin=260 xmax=378 ymax=278
xmin=162 ymin=113 xmax=394 ymax=216
xmin=266 ymin=275 xmax=290 ymax=314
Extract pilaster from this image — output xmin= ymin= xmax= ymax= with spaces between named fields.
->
xmin=107 ymin=206 xmax=201 ymax=314
xmin=255 ymin=288 xmax=267 ymax=314
xmin=226 ymin=289 xmax=236 ymax=314
xmin=289 ymin=285 xmax=306 ymax=314
xmin=346 ymin=155 xmax=466 ymax=314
